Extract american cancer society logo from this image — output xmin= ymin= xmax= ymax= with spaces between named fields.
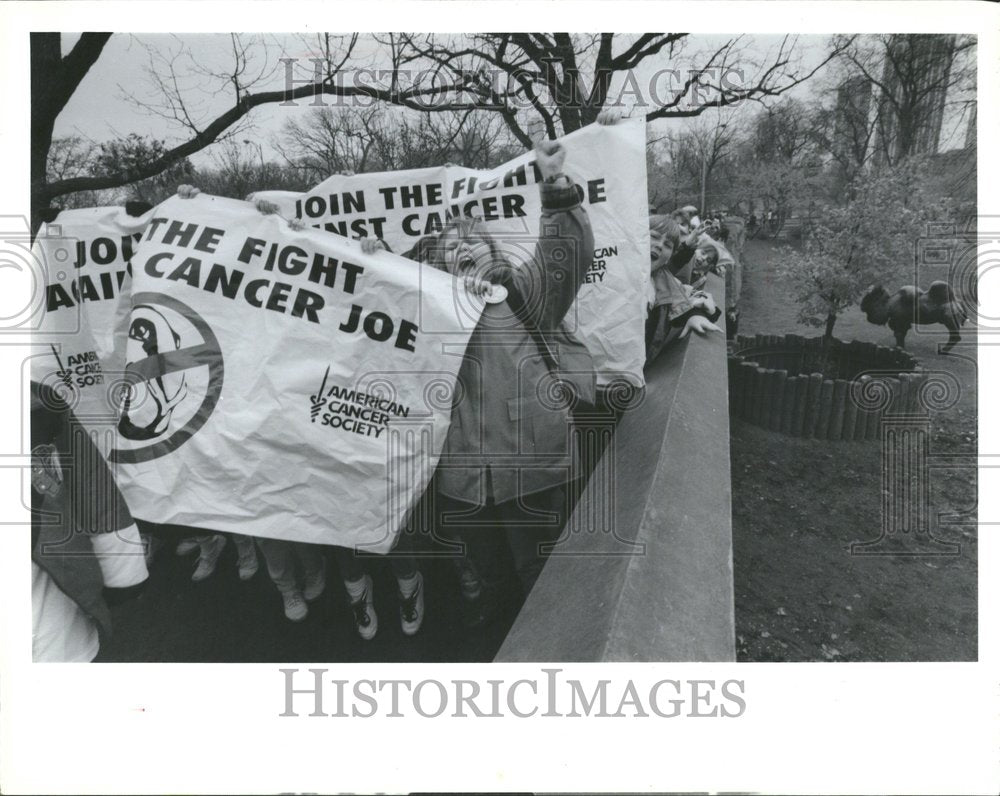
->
xmin=309 ymin=366 xmax=411 ymax=440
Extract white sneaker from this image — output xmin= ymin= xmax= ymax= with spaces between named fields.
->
xmin=303 ymin=562 xmax=326 ymax=602
xmin=398 ymin=571 xmax=424 ymax=636
xmin=176 ymin=537 xmax=200 ymax=556
xmin=191 ymin=535 xmax=226 ymax=582
xmin=347 ymin=574 xmax=378 ymax=641
xmin=281 ymin=590 xmax=308 ymax=622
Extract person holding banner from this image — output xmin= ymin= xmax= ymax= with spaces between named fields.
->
xmin=172 ymin=532 xmax=260 ymax=583
xmin=252 ymin=534 xmax=421 ymax=636
xmin=330 ymin=544 xmax=423 ymax=640
xmin=392 ymin=132 xmax=598 ymax=624
xmin=241 ymin=196 xmax=425 ymax=639
xmin=254 ymin=538 xmax=326 ymax=623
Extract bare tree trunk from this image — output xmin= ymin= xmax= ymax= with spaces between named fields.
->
xmin=31 ymin=33 xmax=112 ymax=237
xmin=31 ymin=34 xmax=60 ymax=237
xmin=824 ymin=312 xmax=837 ymax=340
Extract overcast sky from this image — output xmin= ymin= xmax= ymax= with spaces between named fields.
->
xmin=54 ymin=33 xmax=973 ymax=170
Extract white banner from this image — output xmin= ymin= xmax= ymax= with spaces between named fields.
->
xmin=255 ymin=118 xmax=651 ymax=388
xmin=110 ymin=193 xmax=482 ymax=553
xmin=31 ymin=206 xmax=152 ymax=445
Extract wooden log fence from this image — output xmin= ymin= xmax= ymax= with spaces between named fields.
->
xmin=727 ymin=334 xmax=926 ymax=441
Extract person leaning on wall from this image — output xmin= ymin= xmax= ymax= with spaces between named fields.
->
xmin=645 ymin=215 xmax=724 ymax=362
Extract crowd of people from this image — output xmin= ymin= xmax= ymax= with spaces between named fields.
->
xmin=747 ymin=209 xmax=779 ymax=238
xmin=31 ymin=114 xmax=741 ymax=661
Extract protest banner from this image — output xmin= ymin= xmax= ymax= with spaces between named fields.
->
xmin=254 ymin=118 xmax=651 ymax=388
xmin=110 ymin=193 xmax=483 ymax=553
xmin=31 ymin=207 xmax=152 ymax=438
xmin=30 ymin=207 xmax=154 ymax=536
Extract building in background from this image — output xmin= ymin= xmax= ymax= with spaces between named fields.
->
xmin=872 ymin=34 xmax=956 ymax=166
xmin=831 ymin=73 xmax=874 ymax=168
xmin=963 ymin=99 xmax=977 ymax=150
xmin=831 ymin=34 xmax=974 ymax=173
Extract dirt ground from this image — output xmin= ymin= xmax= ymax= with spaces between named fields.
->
xmin=732 ymin=237 xmax=978 ymax=661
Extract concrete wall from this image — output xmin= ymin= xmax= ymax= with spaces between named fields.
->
xmin=496 ymin=275 xmax=735 ymax=662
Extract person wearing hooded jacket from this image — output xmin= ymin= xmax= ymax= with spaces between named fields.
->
xmin=450 ymin=138 xmax=593 ymax=623
xmin=361 ymin=128 xmax=599 ymax=624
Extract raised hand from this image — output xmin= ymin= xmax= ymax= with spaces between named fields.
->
xmin=360 ymin=237 xmax=388 ymax=255
xmin=596 ymin=109 xmax=621 ymax=126
xmin=255 ymin=199 xmax=280 ymax=215
xmin=534 ymin=138 xmax=566 ymax=181
xmin=691 ymin=293 xmax=717 ymax=317
xmin=463 ymin=275 xmax=491 ymax=298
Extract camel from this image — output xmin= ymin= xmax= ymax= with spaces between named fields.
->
xmin=860 ymin=282 xmax=968 ymax=352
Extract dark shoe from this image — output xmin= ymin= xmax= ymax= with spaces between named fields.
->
xmin=348 ymin=574 xmax=378 ymax=641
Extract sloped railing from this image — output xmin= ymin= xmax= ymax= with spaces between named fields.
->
xmin=496 ymin=275 xmax=735 ymax=662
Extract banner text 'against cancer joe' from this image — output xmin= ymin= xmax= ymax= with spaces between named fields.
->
xmin=293 ymin=161 xmax=608 ymax=245
xmin=254 ymin=118 xmax=652 ymax=388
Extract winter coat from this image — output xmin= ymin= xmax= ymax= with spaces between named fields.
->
xmin=30 ymin=381 xmax=140 ymax=649
xmin=437 ymin=178 xmax=595 ymax=505
xmin=695 ymin=236 xmax=740 ymax=311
